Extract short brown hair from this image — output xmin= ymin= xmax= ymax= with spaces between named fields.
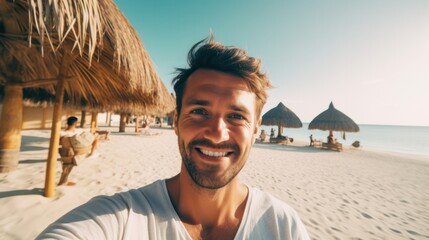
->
xmin=172 ymin=35 xmax=271 ymax=118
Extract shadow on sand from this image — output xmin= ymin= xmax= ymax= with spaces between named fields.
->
xmin=19 ymin=159 xmax=47 ymax=164
xmin=20 ymin=135 xmax=50 ymax=152
xmin=253 ymin=142 xmax=332 ymax=153
xmin=110 ymin=132 xmax=141 ymax=136
xmin=0 ymin=188 xmax=44 ymax=199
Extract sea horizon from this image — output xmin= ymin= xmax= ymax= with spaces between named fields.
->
xmin=106 ymin=113 xmax=429 ymax=157
xmin=259 ymin=123 xmax=429 ymax=157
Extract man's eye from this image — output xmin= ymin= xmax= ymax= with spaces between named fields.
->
xmin=190 ymin=109 xmax=207 ymax=115
xmin=230 ymin=114 xmax=245 ymax=120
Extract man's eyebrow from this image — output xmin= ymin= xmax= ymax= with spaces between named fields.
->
xmin=230 ymin=104 xmax=250 ymax=115
xmin=184 ymin=99 xmax=211 ymax=106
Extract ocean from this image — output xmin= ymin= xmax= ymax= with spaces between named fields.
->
xmin=259 ymin=123 xmax=429 ymax=156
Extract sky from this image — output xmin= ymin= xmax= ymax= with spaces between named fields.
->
xmin=114 ymin=0 xmax=429 ymax=127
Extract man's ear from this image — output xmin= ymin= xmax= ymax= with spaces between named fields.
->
xmin=173 ymin=110 xmax=179 ymax=135
xmin=252 ymin=118 xmax=262 ymax=144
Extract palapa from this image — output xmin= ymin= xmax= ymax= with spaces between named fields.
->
xmin=262 ymin=102 xmax=302 ymax=137
xmin=0 ymin=0 xmax=173 ymax=111
xmin=308 ymin=102 xmax=359 ymax=141
xmin=0 ymin=0 xmax=173 ymax=197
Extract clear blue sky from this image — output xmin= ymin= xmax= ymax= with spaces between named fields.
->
xmin=114 ymin=0 xmax=429 ymax=127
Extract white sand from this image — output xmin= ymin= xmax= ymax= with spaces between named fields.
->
xmin=1 ymin=127 xmax=428 ymax=240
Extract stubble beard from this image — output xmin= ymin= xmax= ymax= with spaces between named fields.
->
xmin=178 ymin=138 xmax=249 ymax=190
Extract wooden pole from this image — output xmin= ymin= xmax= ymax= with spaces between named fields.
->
xmin=135 ymin=115 xmax=139 ymax=132
xmin=80 ymin=110 xmax=86 ymax=128
xmin=90 ymin=112 xmax=98 ymax=132
xmin=108 ymin=112 xmax=112 ymax=127
xmin=105 ymin=112 xmax=110 ymax=124
xmin=44 ymin=54 xmax=70 ymax=198
xmin=126 ymin=114 xmax=130 ymax=124
xmin=277 ymin=124 xmax=283 ymax=137
xmin=0 ymin=85 xmax=23 ymax=172
xmin=119 ymin=113 xmax=127 ymax=132
xmin=41 ymin=107 xmax=47 ymax=129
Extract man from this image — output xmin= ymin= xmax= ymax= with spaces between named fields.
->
xmin=58 ymin=116 xmax=99 ymax=186
xmin=310 ymin=134 xmax=315 ymax=146
xmin=38 ymin=37 xmax=310 ymax=239
xmin=61 ymin=116 xmax=98 ymax=156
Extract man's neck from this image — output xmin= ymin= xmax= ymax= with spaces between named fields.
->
xmin=65 ymin=126 xmax=76 ymax=132
xmin=166 ymin=169 xmax=248 ymax=239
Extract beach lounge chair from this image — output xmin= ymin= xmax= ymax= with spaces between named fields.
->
xmin=321 ymin=142 xmax=343 ymax=152
xmin=269 ymin=136 xmax=290 ymax=144
xmin=58 ymin=136 xmax=92 ymax=185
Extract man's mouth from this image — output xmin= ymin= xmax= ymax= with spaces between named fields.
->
xmin=196 ymin=148 xmax=233 ymax=157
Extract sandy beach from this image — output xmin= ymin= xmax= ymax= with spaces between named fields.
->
xmin=0 ymin=126 xmax=428 ymax=240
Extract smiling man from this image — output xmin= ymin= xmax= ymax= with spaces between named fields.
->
xmin=37 ymin=37 xmax=310 ymax=240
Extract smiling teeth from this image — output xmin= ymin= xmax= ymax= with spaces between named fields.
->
xmin=200 ymin=149 xmax=228 ymax=157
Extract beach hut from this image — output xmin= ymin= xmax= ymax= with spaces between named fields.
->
xmin=262 ymin=102 xmax=302 ymax=140
xmin=308 ymin=102 xmax=359 ymax=142
xmin=0 ymin=0 xmax=173 ymax=197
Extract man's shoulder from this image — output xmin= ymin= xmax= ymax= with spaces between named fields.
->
xmin=60 ymin=128 xmax=84 ymax=137
xmin=58 ymin=179 xmax=166 ymax=217
xmin=244 ymin=187 xmax=310 ymax=239
xmin=36 ymin=180 xmax=171 ymax=239
xmin=101 ymin=179 xmax=166 ymax=206
xmin=249 ymin=187 xmax=297 ymax=216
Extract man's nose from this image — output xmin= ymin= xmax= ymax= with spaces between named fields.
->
xmin=204 ymin=116 xmax=229 ymax=144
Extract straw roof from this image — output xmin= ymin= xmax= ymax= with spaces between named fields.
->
xmin=308 ymin=102 xmax=359 ymax=132
xmin=262 ymin=102 xmax=302 ymax=128
xmin=21 ymin=86 xmax=175 ymax=116
xmin=0 ymin=0 xmax=173 ymax=112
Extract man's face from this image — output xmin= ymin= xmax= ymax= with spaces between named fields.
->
xmin=175 ymin=69 xmax=260 ymax=189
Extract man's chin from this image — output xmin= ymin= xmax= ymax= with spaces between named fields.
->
xmin=187 ymin=169 xmax=233 ymax=190
xmin=192 ymin=178 xmax=230 ymax=190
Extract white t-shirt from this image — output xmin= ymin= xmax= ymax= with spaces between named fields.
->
xmin=60 ymin=128 xmax=84 ymax=138
xmin=37 ymin=180 xmax=310 ymax=240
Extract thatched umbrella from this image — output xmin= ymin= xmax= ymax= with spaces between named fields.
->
xmin=262 ymin=102 xmax=302 ymax=137
xmin=308 ymin=102 xmax=359 ymax=141
xmin=0 ymin=0 xmax=172 ymax=197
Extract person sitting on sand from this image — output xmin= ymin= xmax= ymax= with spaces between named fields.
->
xmin=38 ymin=36 xmax=310 ymax=239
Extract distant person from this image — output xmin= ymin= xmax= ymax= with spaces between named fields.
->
xmin=141 ymin=119 xmax=149 ymax=129
xmin=58 ymin=116 xmax=100 ymax=186
xmin=327 ymin=135 xmax=335 ymax=144
xmin=259 ymin=129 xmax=267 ymax=142
xmin=168 ymin=116 xmax=174 ymax=128
xmin=270 ymin=127 xmax=276 ymax=138
xmin=309 ymin=134 xmax=315 ymax=146
xmin=38 ymin=36 xmax=310 ymax=239
xmin=61 ymin=116 xmax=99 ymax=156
